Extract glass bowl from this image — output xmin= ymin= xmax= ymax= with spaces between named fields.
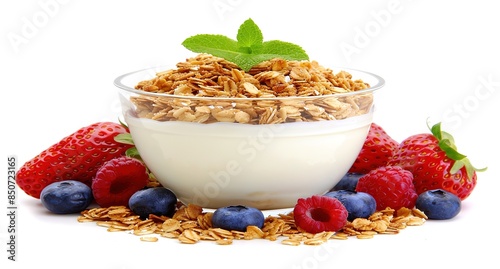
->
xmin=114 ymin=65 xmax=384 ymax=209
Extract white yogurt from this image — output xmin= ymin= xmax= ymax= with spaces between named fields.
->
xmin=125 ymin=112 xmax=372 ymax=209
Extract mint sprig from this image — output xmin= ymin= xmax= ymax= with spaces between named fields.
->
xmin=182 ymin=18 xmax=309 ymax=71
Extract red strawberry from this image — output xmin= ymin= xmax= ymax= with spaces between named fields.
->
xmin=293 ymin=195 xmax=348 ymax=233
xmin=92 ymin=156 xmax=149 ymax=207
xmin=349 ymin=123 xmax=399 ymax=174
xmin=16 ymin=122 xmax=133 ymax=199
xmin=356 ymin=166 xmax=418 ymax=210
xmin=387 ymin=122 xmax=486 ymax=200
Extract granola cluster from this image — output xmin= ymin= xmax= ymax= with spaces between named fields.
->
xmin=129 ymin=54 xmax=374 ymax=124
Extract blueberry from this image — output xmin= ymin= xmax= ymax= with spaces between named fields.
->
xmin=40 ymin=180 xmax=93 ymax=214
xmin=211 ymin=205 xmax=265 ymax=232
xmin=324 ymin=190 xmax=376 ymax=221
xmin=331 ymin=173 xmax=364 ymax=192
xmin=128 ymin=187 xmax=177 ymax=219
xmin=415 ymin=189 xmax=461 ymax=220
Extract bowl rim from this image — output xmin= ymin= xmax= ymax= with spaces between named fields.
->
xmin=113 ymin=65 xmax=385 ymax=101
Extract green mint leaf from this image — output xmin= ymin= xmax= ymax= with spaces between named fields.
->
xmin=182 ymin=18 xmax=309 ymax=71
xmin=232 ymin=40 xmax=309 ymax=70
xmin=236 ymin=18 xmax=263 ymax=49
xmin=258 ymin=40 xmax=309 ymax=60
xmin=233 ymin=46 xmax=308 ymax=71
xmin=233 ymin=53 xmax=281 ymax=72
xmin=182 ymin=34 xmax=240 ymax=60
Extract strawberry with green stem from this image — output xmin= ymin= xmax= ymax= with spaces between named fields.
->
xmin=16 ymin=122 xmax=134 ymax=199
xmin=387 ymin=121 xmax=486 ymax=200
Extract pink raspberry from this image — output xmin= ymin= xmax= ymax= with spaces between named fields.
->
xmin=293 ymin=195 xmax=348 ymax=233
xmin=355 ymin=166 xmax=418 ymax=210
xmin=92 ymin=156 xmax=149 ymax=207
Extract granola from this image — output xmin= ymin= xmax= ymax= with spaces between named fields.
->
xmin=128 ymin=54 xmax=374 ymax=124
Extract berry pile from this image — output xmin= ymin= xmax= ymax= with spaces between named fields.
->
xmin=324 ymin=121 xmax=486 ymax=227
xmin=16 ymin=122 xmax=160 ymax=214
xmin=17 ymin=120 xmax=486 ymax=239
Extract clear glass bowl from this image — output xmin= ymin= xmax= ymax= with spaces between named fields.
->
xmin=114 ymin=66 xmax=384 ymax=209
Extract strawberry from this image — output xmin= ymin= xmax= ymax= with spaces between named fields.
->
xmin=293 ymin=195 xmax=348 ymax=233
xmin=91 ymin=156 xmax=150 ymax=207
xmin=16 ymin=122 xmax=133 ymax=199
xmin=349 ymin=123 xmax=399 ymax=174
xmin=387 ymin=122 xmax=486 ymax=200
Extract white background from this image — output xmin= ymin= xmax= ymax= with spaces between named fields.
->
xmin=1 ymin=0 xmax=499 ymax=268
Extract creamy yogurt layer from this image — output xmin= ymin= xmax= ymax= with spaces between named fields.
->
xmin=125 ymin=111 xmax=372 ymax=209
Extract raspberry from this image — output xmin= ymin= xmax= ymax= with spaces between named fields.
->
xmin=92 ymin=156 xmax=149 ymax=207
xmin=355 ymin=166 xmax=418 ymax=210
xmin=293 ymin=195 xmax=348 ymax=233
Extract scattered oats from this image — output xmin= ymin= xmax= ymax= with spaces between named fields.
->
xmin=162 ymin=219 xmax=181 ymax=233
xmin=356 ymin=234 xmax=374 ymax=239
xmin=412 ymin=208 xmax=429 ymax=220
xmin=281 ymin=239 xmax=301 ymax=246
xmin=216 ymin=239 xmax=233 ymax=245
xmin=407 ymin=217 xmax=426 ymax=226
xmin=79 ymin=203 xmax=426 ymax=245
xmin=304 ymin=238 xmax=327 ymax=246
xmin=396 ymin=207 xmax=413 ymax=217
xmin=360 ymin=231 xmax=378 ymax=236
xmin=178 ymin=229 xmax=200 ymax=244
xmin=161 ymin=231 xmax=180 ymax=239
xmin=140 ymin=236 xmax=158 ymax=242
xmin=331 ymin=234 xmax=349 ymax=240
